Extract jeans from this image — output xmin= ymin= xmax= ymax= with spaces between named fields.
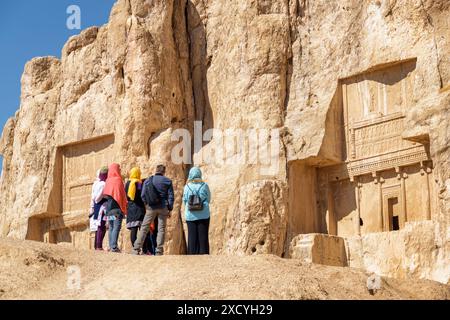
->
xmin=108 ymin=211 xmax=123 ymax=251
xmin=133 ymin=206 xmax=168 ymax=255
xmin=187 ymin=218 xmax=210 ymax=255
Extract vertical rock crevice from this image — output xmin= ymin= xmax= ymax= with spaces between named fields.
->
xmin=186 ymin=1 xmax=214 ymax=139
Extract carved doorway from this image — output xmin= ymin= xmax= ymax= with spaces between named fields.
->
xmin=382 ymin=184 xmax=404 ymax=231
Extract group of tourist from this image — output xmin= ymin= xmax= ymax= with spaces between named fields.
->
xmin=89 ymin=164 xmax=211 ymax=255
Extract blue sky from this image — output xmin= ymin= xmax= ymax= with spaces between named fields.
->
xmin=0 ymin=0 xmax=117 ymax=174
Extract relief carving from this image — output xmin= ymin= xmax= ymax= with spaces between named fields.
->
xmin=62 ymin=135 xmax=115 ymax=215
xmin=315 ymin=59 xmax=437 ymax=236
xmin=34 ymin=135 xmax=116 ymax=247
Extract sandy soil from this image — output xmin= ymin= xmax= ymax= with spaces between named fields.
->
xmin=0 ymin=238 xmax=448 ymax=300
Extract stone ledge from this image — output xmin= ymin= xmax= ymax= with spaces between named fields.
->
xmin=289 ymin=233 xmax=348 ymax=267
xmin=344 ymin=221 xmax=449 ymax=284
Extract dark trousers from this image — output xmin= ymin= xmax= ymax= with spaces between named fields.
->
xmin=187 ymin=218 xmax=210 ymax=255
xmin=95 ymin=219 xmax=107 ymax=250
xmin=130 ymin=226 xmax=152 ymax=254
xmin=150 ymin=218 xmax=158 ymax=255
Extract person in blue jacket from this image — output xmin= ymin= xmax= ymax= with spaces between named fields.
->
xmin=132 ymin=164 xmax=174 ymax=256
xmin=183 ymin=167 xmax=211 ymax=255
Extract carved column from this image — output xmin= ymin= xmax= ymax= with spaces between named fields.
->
xmin=421 ymin=162 xmax=432 ymax=220
xmin=343 ymin=84 xmax=350 ymax=156
xmin=373 ymin=172 xmax=384 ymax=231
xmin=354 ymin=177 xmax=362 ymax=236
xmin=395 ymin=166 xmax=408 ymax=228
xmin=350 ymin=126 xmax=356 ymax=159
xmin=327 ymin=183 xmax=337 ymax=236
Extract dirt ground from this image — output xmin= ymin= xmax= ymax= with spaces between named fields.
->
xmin=0 ymin=238 xmax=448 ymax=300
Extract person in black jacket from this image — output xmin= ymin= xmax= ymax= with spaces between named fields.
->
xmin=132 ymin=164 xmax=174 ymax=256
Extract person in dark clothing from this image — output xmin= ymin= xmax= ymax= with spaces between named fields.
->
xmin=125 ymin=167 xmax=153 ymax=254
xmin=132 ymin=164 xmax=174 ymax=256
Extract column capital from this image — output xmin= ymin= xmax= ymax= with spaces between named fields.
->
xmin=420 ymin=161 xmax=432 ymax=175
xmin=372 ymin=172 xmax=384 ymax=184
xmin=395 ymin=166 xmax=408 ymax=179
xmin=395 ymin=166 xmax=401 ymax=180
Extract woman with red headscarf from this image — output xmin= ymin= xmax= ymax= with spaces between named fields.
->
xmin=103 ymin=163 xmax=128 ymax=253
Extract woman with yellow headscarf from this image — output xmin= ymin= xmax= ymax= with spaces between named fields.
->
xmin=125 ymin=167 xmax=151 ymax=253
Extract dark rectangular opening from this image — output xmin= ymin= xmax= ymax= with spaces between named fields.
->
xmin=388 ymin=197 xmax=400 ymax=231
xmin=392 ymin=216 xmax=399 ymax=231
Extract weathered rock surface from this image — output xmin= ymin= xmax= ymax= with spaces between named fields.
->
xmin=1 ymin=0 xmax=193 ymax=254
xmin=290 ymin=233 xmax=348 ymax=267
xmin=1 ymin=238 xmax=448 ymax=300
xmin=0 ymin=0 xmax=449 ymax=284
xmin=346 ymin=221 xmax=450 ymax=284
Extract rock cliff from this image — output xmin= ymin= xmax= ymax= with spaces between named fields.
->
xmin=0 ymin=0 xmax=449 ymax=283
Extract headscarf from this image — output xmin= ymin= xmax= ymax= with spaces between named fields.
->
xmin=127 ymin=167 xmax=141 ymax=201
xmin=103 ymin=163 xmax=128 ymax=215
xmin=98 ymin=166 xmax=108 ymax=182
xmin=188 ymin=167 xmax=203 ymax=183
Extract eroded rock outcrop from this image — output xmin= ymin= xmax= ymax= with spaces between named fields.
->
xmin=0 ymin=0 xmax=449 ymax=283
xmin=0 ymin=0 xmax=193 ymax=253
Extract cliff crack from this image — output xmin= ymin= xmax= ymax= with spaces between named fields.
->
xmin=419 ymin=0 xmax=444 ymax=89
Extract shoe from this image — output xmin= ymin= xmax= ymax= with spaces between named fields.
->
xmin=155 ymin=252 xmax=163 ymax=256
xmin=110 ymin=248 xmax=121 ymax=253
xmin=131 ymin=249 xmax=140 ymax=255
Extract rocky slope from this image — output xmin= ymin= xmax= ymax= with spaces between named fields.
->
xmin=0 ymin=238 xmax=448 ymax=300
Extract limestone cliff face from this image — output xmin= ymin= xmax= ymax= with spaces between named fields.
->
xmin=0 ymin=0 xmax=449 ymax=283
xmin=0 ymin=0 xmax=193 ymax=253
